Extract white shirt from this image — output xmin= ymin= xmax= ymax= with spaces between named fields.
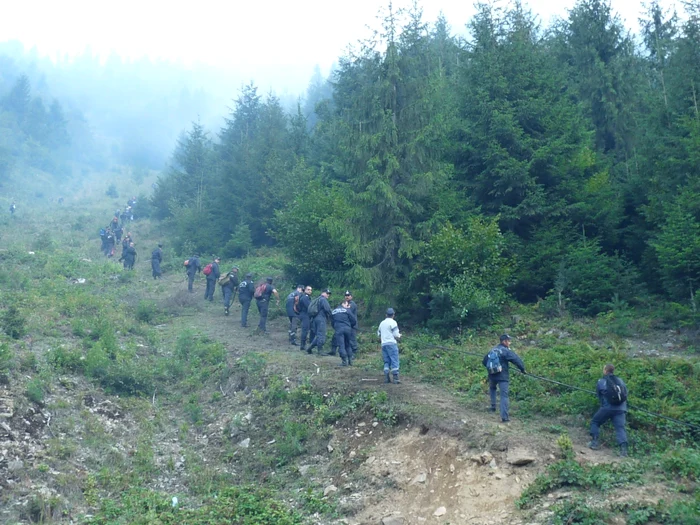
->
xmin=377 ymin=318 xmax=401 ymax=346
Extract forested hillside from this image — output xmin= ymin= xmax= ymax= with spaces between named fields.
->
xmin=152 ymin=0 xmax=700 ymax=332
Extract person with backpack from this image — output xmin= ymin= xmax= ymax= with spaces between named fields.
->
xmin=332 ymin=301 xmax=357 ymax=366
xmin=588 ymin=364 xmax=629 ymax=457
xmin=286 ymin=284 xmax=304 ymax=345
xmin=105 ymin=229 xmax=116 ymax=258
xmin=99 ymin=227 xmax=107 ymax=253
xmin=306 ymin=289 xmax=332 ymax=355
xmin=482 ymin=334 xmax=526 ymax=423
xmin=298 ymin=286 xmax=313 ymax=350
xmin=254 ymin=277 xmax=280 ymax=333
xmin=220 ymin=267 xmax=239 ymax=316
xmin=203 ymin=257 xmax=221 ymax=301
xmin=185 ymin=254 xmax=201 ymax=292
xmin=121 ymin=241 xmax=137 ymax=269
xmin=344 ymin=291 xmax=359 ymax=357
xmin=115 ymin=224 xmax=123 ymax=244
xmin=121 ymin=233 xmax=132 ymax=259
xmin=151 ymin=244 xmax=163 ymax=279
xmin=378 ymin=308 xmax=401 ymax=383
xmin=9 ymin=201 xmax=16 ymax=215
xmin=238 ymin=273 xmax=255 ymax=327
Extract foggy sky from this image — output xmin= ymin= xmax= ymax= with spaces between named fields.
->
xmin=1 ymin=0 xmax=676 ymax=94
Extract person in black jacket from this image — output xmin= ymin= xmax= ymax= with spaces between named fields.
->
xmin=255 ymin=277 xmax=280 ymax=333
xmin=298 ymin=286 xmax=313 ymax=349
xmin=482 ymin=334 xmax=526 ymax=423
xmin=186 ymin=254 xmax=201 ymax=292
xmin=588 ymin=364 xmax=629 ymax=457
xmin=331 ymin=302 xmax=357 ymax=366
xmin=151 ymin=244 xmax=163 ymax=279
xmin=286 ymin=284 xmax=304 ymax=345
xmin=204 ymin=257 xmax=221 ymax=301
xmin=238 ymin=273 xmax=255 ymax=327
xmin=121 ymin=242 xmax=137 ymax=269
xmin=220 ymin=267 xmax=239 ymax=315
xmin=306 ymin=289 xmax=332 ymax=355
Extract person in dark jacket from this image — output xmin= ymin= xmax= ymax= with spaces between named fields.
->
xmin=204 ymin=257 xmax=221 ymax=301
xmin=115 ymin=224 xmax=123 ymax=244
xmin=151 ymin=244 xmax=163 ymax=279
xmin=306 ymin=289 xmax=332 ymax=355
xmin=10 ymin=201 xmax=16 ymax=215
xmin=186 ymin=254 xmax=201 ymax=292
xmin=238 ymin=273 xmax=255 ymax=327
xmin=286 ymin=284 xmax=304 ymax=345
xmin=255 ymin=277 xmax=280 ymax=333
xmin=482 ymin=334 xmax=526 ymax=423
xmin=121 ymin=233 xmax=131 ymax=259
xmin=332 ymin=302 xmax=357 ymax=366
xmin=121 ymin=242 xmax=137 ymax=269
xmin=105 ymin=229 xmax=116 ymax=257
xmin=299 ymin=286 xmax=313 ymax=349
xmin=588 ymin=364 xmax=629 ymax=457
xmin=220 ymin=267 xmax=239 ymax=315
xmin=344 ymin=291 xmax=359 ymax=356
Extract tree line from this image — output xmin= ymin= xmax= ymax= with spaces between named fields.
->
xmin=152 ymin=0 xmax=700 ymax=331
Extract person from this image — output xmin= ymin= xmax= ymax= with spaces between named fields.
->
xmin=255 ymin=277 xmax=280 ymax=333
xmin=120 ymin=208 xmax=129 ymax=226
xmin=306 ymin=289 xmax=332 ymax=355
xmin=114 ymin=224 xmax=123 ymax=244
xmin=151 ymin=244 xmax=163 ymax=279
xmin=121 ymin=233 xmax=132 ymax=260
xmin=588 ymin=364 xmax=629 ymax=457
xmin=9 ymin=201 xmax=16 ymax=215
xmin=100 ymin=227 xmax=107 ymax=253
xmin=344 ymin=291 xmax=359 ymax=357
xmin=286 ymin=284 xmax=304 ymax=345
xmin=105 ymin=228 xmax=116 ymax=257
xmin=378 ymin=308 xmax=402 ymax=384
xmin=220 ymin=267 xmax=239 ymax=315
xmin=186 ymin=254 xmax=201 ymax=292
xmin=121 ymin=241 xmax=137 ymax=269
xmin=332 ymin=301 xmax=357 ymax=366
xmin=204 ymin=257 xmax=221 ymax=301
xmin=238 ymin=273 xmax=255 ymax=327
xmin=110 ymin=216 xmax=119 ymax=232
xmin=482 ymin=334 xmax=526 ymax=423
xmin=298 ymin=286 xmax=313 ymax=350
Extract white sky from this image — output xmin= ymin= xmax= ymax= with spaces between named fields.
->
xmin=0 ymin=0 xmax=681 ymax=92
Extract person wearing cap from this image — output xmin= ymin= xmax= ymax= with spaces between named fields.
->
xmin=151 ymin=244 xmax=163 ymax=280
xmin=331 ymin=301 xmax=357 ymax=366
xmin=299 ymin=285 xmax=313 ymax=350
xmin=286 ymin=284 xmax=304 ymax=345
xmin=204 ymin=257 xmax=221 ymax=302
xmin=255 ymin=277 xmax=279 ymax=334
xmin=306 ymin=289 xmax=332 ymax=355
xmin=377 ymin=308 xmax=401 ymax=384
xmin=238 ymin=273 xmax=255 ymax=327
xmin=220 ymin=267 xmax=239 ymax=316
xmin=482 ymin=334 xmax=526 ymax=423
xmin=344 ymin=291 xmax=359 ymax=357
xmin=186 ymin=253 xmax=202 ymax=292
xmin=122 ymin=241 xmax=137 ymax=269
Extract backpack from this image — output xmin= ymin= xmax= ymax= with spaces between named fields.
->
xmin=218 ymin=274 xmax=230 ymax=286
xmin=308 ymin=296 xmax=322 ymax=317
xmin=203 ymin=263 xmax=213 ymax=276
xmin=184 ymin=259 xmax=190 ymax=266
xmin=99 ymin=228 xmax=106 ymax=237
xmin=604 ymin=375 xmax=628 ymax=406
xmin=485 ymin=346 xmax=503 ymax=375
xmin=254 ymin=282 xmax=267 ymax=299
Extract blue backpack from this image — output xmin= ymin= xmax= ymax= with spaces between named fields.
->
xmin=99 ymin=228 xmax=106 ymax=237
xmin=485 ymin=346 xmax=503 ymax=375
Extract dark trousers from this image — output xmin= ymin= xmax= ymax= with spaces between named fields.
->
xmin=308 ymin=316 xmax=327 ymax=353
xmin=590 ymin=408 xmax=628 ymax=444
xmin=151 ymin=260 xmax=161 ymax=279
xmin=489 ymin=378 xmax=510 ymax=421
xmin=256 ymin=299 xmax=269 ymax=332
xmin=288 ymin=315 xmax=300 ymax=343
xmin=223 ymin=287 xmax=234 ymax=309
xmin=336 ymin=326 xmax=352 ymax=361
xmin=187 ymin=273 xmax=196 ymax=292
xmin=204 ymin=278 xmax=216 ymax=301
xmin=240 ymin=299 xmax=251 ymax=327
xmin=300 ymin=314 xmax=310 ymax=346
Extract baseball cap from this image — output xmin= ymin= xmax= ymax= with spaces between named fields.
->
xmin=386 ymin=307 xmax=395 ymax=316
xmin=266 ymin=277 xmax=273 ymax=283
xmin=344 ymin=290 xmax=352 ymax=296
xmin=245 ymin=273 xmax=252 ymax=278
xmin=324 ymin=288 xmax=332 ymax=294
xmin=500 ymin=334 xmax=511 ymax=342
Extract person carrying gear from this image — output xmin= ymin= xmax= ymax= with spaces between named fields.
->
xmin=121 ymin=233 xmax=131 ymax=259
xmin=483 ymin=334 xmax=526 ymax=423
xmin=220 ymin=267 xmax=239 ymax=315
xmin=105 ymin=229 xmax=116 ymax=257
xmin=378 ymin=308 xmax=402 ymax=384
xmin=306 ymin=289 xmax=332 ymax=355
xmin=344 ymin=291 xmax=359 ymax=356
xmin=185 ymin=254 xmax=201 ymax=292
xmin=204 ymin=257 xmax=221 ymax=301
xmin=120 ymin=242 xmax=137 ymax=269
xmin=332 ymin=302 xmax=357 ymax=366
xmin=238 ymin=273 xmax=255 ymax=327
xmin=255 ymin=277 xmax=280 ymax=333
xmin=115 ymin=224 xmax=123 ymax=244
xmin=299 ymin=286 xmax=313 ymax=349
xmin=286 ymin=284 xmax=304 ymax=345
xmin=151 ymin=244 xmax=163 ymax=279
xmin=588 ymin=364 xmax=629 ymax=457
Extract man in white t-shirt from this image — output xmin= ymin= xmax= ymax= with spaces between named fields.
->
xmin=377 ymin=308 xmax=401 ymax=384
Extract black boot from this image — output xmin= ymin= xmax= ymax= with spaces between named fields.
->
xmin=619 ymin=443 xmax=628 ymax=457
xmin=225 ymin=307 xmax=229 ymax=316
xmin=306 ymin=344 xmax=315 ymax=355
xmin=385 ymin=373 xmax=391 ymax=384
xmin=392 ymin=373 xmax=401 ymax=384
xmin=347 ymin=355 xmax=353 ymax=366
xmin=338 ymin=357 xmax=348 ymax=367
xmin=588 ymin=437 xmax=600 ymax=450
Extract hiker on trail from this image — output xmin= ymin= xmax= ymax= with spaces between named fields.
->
xmin=344 ymin=291 xmax=359 ymax=357
xmin=120 ymin=209 xmax=129 ymax=226
xmin=115 ymin=224 xmax=123 ymax=243
xmin=306 ymin=289 xmax=332 ymax=355
xmin=299 ymin=286 xmax=313 ymax=350
xmin=105 ymin=229 xmax=116 ymax=258
xmin=203 ymin=257 xmax=221 ymax=301
xmin=9 ymin=201 xmax=16 ymax=215
xmin=121 ymin=242 xmax=137 ymax=269
xmin=110 ymin=216 xmax=119 ymax=232
xmin=185 ymin=254 xmax=201 ymax=292
xmin=151 ymin=244 xmax=163 ymax=280
xmin=332 ymin=301 xmax=357 ymax=367
xmin=100 ymin=228 xmax=107 ymax=253
xmin=588 ymin=364 xmax=629 ymax=457
xmin=378 ymin=308 xmax=402 ymax=384
xmin=483 ymin=334 xmax=526 ymax=423
xmin=121 ymin=233 xmax=131 ymax=259
xmin=255 ymin=277 xmax=280 ymax=334
xmin=220 ymin=267 xmax=239 ymax=316
xmin=286 ymin=284 xmax=304 ymax=346
xmin=238 ymin=273 xmax=255 ymax=327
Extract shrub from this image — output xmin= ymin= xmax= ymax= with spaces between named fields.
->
xmin=106 ymin=184 xmax=119 ymax=198
xmin=25 ymin=377 xmax=46 ymax=405
xmin=2 ymin=305 xmax=26 ymax=339
xmin=136 ymin=300 xmax=160 ymax=324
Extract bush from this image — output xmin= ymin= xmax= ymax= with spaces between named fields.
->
xmin=25 ymin=377 xmax=46 ymax=405
xmin=2 ymin=305 xmax=26 ymax=339
xmin=136 ymin=300 xmax=160 ymax=324
xmin=106 ymin=184 xmax=119 ymax=198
